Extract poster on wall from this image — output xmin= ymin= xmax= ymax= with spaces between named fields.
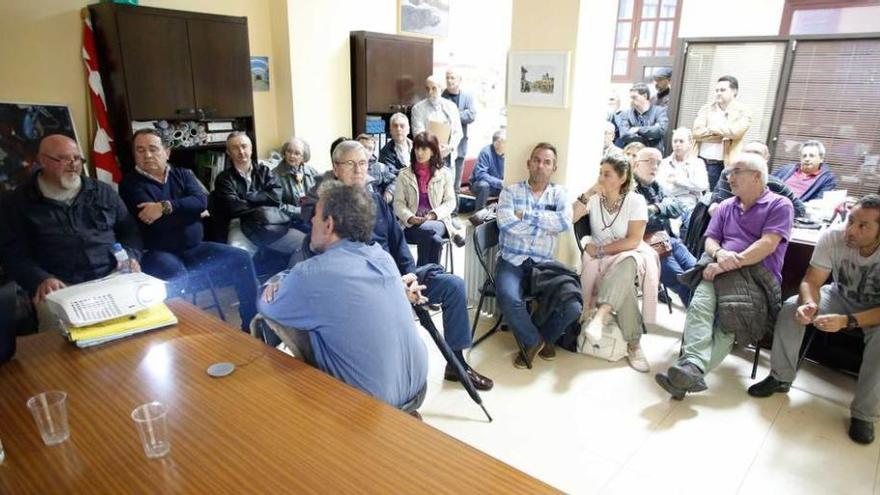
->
xmin=399 ymin=0 xmax=449 ymax=38
xmin=251 ymin=56 xmax=270 ymax=92
xmin=507 ymin=51 xmax=570 ymax=109
xmin=0 ymin=102 xmax=80 ymax=193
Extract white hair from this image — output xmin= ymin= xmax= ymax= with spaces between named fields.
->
xmin=672 ymin=127 xmax=693 ymax=142
xmin=732 ymin=152 xmax=768 ymax=186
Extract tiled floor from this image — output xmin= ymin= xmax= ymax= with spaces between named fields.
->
xmin=202 ymin=239 xmax=880 ymax=495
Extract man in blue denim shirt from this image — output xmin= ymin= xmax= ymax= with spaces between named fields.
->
xmin=496 ymin=142 xmax=579 ymax=368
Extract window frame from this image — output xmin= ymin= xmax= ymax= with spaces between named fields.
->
xmin=611 ymin=0 xmax=683 ymax=83
xmin=780 ymin=0 xmax=880 ymax=35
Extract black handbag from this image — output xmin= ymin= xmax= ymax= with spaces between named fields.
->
xmin=240 ymin=206 xmax=291 ymax=246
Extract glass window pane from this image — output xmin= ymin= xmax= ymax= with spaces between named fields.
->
xmin=657 ymin=20 xmax=673 ymax=48
xmin=637 ymin=49 xmax=653 ymax=57
xmin=660 ymin=0 xmax=677 ymax=18
xmin=613 ymin=50 xmax=629 ymax=76
xmin=642 ymin=0 xmax=659 ymax=18
xmin=615 ymin=22 xmax=632 ymax=48
xmin=639 ymin=21 xmax=656 ymax=48
xmin=618 ymin=0 xmax=634 ymax=20
xmin=655 ymin=49 xmax=670 ymax=56
xmin=791 ymin=6 xmax=880 ymax=35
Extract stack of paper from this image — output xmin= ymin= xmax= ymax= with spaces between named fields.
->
xmin=63 ymin=304 xmax=178 ymax=348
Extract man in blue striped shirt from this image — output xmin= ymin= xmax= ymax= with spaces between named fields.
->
xmin=496 ymin=142 xmax=577 ymax=368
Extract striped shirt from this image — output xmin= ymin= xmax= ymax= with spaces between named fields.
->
xmin=497 ymin=181 xmax=572 ymax=265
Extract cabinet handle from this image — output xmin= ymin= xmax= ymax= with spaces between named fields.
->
xmin=176 ymin=108 xmax=197 ymax=116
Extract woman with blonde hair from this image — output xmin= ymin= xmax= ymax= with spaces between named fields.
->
xmin=573 ymin=154 xmax=660 ymax=372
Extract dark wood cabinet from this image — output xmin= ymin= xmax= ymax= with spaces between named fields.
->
xmin=89 ymin=4 xmax=255 ymax=171
xmin=350 ymin=31 xmax=432 ymax=136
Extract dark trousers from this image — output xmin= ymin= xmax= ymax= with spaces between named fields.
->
xmin=658 ymin=237 xmax=697 ymax=306
xmin=702 ymin=158 xmax=725 ymax=193
xmin=470 ymin=180 xmax=502 ymax=211
xmin=404 ymin=220 xmax=448 ymax=266
xmin=423 ymin=272 xmax=472 ymax=351
xmin=142 ymin=241 xmax=259 ymax=331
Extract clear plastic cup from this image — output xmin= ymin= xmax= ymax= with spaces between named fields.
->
xmin=26 ymin=391 xmax=70 ymax=446
xmin=131 ymin=401 xmax=170 ymax=459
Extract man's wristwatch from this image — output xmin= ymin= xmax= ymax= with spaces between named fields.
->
xmin=160 ymin=201 xmax=172 ymax=216
xmin=847 ymin=313 xmax=859 ymax=330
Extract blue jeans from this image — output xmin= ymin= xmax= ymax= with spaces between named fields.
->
xmin=404 ymin=220 xmax=447 ymax=266
xmin=659 ymin=237 xmax=696 ymax=306
xmin=423 ymin=272 xmax=472 ymax=351
xmin=470 ymin=180 xmax=502 ymax=211
xmin=495 ymin=258 xmax=580 ymax=348
xmin=142 ymin=242 xmax=259 ymax=331
xmin=703 ymin=159 xmax=725 ymax=193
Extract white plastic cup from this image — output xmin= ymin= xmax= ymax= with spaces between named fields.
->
xmin=131 ymin=401 xmax=170 ymax=459
xmin=26 ymin=391 xmax=70 ymax=446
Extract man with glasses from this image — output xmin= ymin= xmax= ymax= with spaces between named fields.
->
xmin=280 ymin=140 xmax=494 ymax=391
xmin=0 ymin=134 xmax=142 ymax=331
xmin=655 ymin=152 xmax=793 ymax=399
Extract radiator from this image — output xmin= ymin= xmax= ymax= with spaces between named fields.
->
xmin=464 ymin=225 xmax=498 ymax=317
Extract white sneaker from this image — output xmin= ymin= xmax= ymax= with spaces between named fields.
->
xmin=626 ymin=346 xmax=650 ymax=373
xmin=585 ymin=317 xmax=604 ymax=344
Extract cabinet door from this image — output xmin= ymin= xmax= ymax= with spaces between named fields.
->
xmin=365 ymin=37 xmax=401 ymax=114
xmin=188 ymin=19 xmax=254 ymax=119
xmin=117 ymin=11 xmax=196 ymax=119
xmin=396 ymin=40 xmax=432 ymax=107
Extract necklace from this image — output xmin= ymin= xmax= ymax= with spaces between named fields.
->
xmin=600 ymin=194 xmax=625 ymax=231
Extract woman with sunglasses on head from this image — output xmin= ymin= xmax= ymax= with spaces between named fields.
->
xmin=573 ymin=153 xmax=659 ymax=372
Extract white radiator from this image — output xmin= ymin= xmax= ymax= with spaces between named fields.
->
xmin=464 ymin=225 xmax=499 ymax=317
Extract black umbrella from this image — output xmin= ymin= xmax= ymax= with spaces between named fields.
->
xmin=413 ymin=305 xmax=492 ymax=422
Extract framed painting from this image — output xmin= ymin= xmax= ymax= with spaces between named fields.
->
xmin=399 ymin=0 xmax=449 ymax=38
xmin=507 ymin=51 xmax=571 ymax=108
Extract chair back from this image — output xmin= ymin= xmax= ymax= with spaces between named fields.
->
xmin=473 ymin=219 xmax=499 ymax=285
xmin=573 ymin=214 xmax=591 ymax=256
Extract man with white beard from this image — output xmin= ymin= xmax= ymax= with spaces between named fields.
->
xmin=0 ymin=134 xmax=143 ymax=331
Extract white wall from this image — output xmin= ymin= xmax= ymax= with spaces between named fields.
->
xmin=287 ymin=0 xmax=396 ymax=170
xmin=679 ymin=0 xmax=785 ymax=38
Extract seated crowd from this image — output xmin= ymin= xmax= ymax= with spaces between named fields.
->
xmin=2 ymin=71 xmax=877 ymax=447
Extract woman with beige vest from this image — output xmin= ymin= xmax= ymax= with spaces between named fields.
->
xmin=393 ymin=131 xmax=465 ymax=266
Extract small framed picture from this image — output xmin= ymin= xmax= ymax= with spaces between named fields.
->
xmin=507 ymin=51 xmax=571 ymax=108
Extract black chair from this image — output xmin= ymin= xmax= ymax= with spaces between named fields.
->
xmin=469 ymin=220 xmax=532 ymax=368
xmin=188 ymin=272 xmax=226 ymax=321
xmin=750 ymin=324 xmax=820 ymax=380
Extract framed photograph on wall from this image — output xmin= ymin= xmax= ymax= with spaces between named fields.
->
xmin=507 ymin=51 xmax=571 ymax=108
xmin=0 ymin=102 xmax=80 ymax=193
xmin=250 ymin=56 xmax=269 ymax=92
xmin=398 ymin=0 xmax=449 ymax=38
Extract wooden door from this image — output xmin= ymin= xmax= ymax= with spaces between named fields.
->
xmin=188 ymin=18 xmax=254 ymax=119
xmin=365 ymin=37 xmax=402 ymax=114
xmin=396 ymin=39 xmax=432 ymax=108
xmin=117 ymin=11 xmax=195 ymax=120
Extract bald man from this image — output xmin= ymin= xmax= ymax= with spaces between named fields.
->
xmin=0 ymin=134 xmax=143 ymax=331
xmin=410 ymin=75 xmax=463 ymax=167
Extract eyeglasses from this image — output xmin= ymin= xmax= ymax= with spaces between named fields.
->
xmin=41 ymin=154 xmax=85 ymax=167
xmin=725 ymin=168 xmax=756 ymax=178
xmin=335 ymin=160 xmax=369 ymax=170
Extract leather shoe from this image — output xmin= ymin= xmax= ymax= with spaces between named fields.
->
xmin=747 ymin=375 xmax=791 ymax=398
xmin=452 ymin=233 xmax=466 ymax=248
xmin=445 ymin=363 xmax=494 ymax=391
xmin=849 ymin=417 xmax=875 ymax=445
xmin=538 ymin=343 xmax=556 ymax=361
xmin=514 ymin=339 xmax=545 ymax=369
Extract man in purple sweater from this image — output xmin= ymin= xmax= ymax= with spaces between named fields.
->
xmin=119 ymin=129 xmax=258 ymax=331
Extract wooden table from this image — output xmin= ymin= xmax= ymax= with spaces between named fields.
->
xmin=0 ymin=300 xmax=557 ymax=494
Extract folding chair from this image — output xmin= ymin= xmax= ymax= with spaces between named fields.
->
xmin=750 ymin=324 xmax=820 ymax=379
xmin=469 ymin=220 xmax=532 ymax=368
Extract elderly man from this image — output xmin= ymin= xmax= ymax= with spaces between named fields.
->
xmin=119 ymin=129 xmax=259 ymax=331
xmin=655 ymin=152 xmax=793 ymax=399
xmin=259 ymin=181 xmax=428 ymax=410
xmin=603 ymin=121 xmax=622 ymax=157
xmin=749 ymin=194 xmax=880 ymax=444
xmin=615 ymin=82 xmax=669 ymax=153
xmin=692 ymin=75 xmax=752 ymax=192
xmin=442 ymin=68 xmax=477 ymax=196
xmin=634 ymin=147 xmax=696 ymax=305
xmin=496 ymin=143 xmax=579 ymax=368
xmin=410 ymin=75 xmax=463 ymax=168
xmin=651 ymin=68 xmax=673 ymax=107
xmin=214 ymin=132 xmax=303 ymax=257
xmin=470 ymin=129 xmax=506 ymax=211
xmin=295 ymin=141 xmax=494 ymax=390
xmin=771 ymin=140 xmax=838 ymax=202
xmin=378 ymin=112 xmax=412 ymax=173
xmin=1 ymin=134 xmax=142 ymax=331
